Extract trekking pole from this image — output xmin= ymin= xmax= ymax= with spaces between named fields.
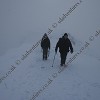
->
xmin=51 ymin=53 xmax=56 ymax=67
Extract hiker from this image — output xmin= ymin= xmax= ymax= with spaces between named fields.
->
xmin=55 ymin=33 xmax=73 ymax=66
xmin=41 ymin=33 xmax=50 ymax=60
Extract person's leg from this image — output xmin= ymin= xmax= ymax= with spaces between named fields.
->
xmin=63 ymin=52 xmax=68 ymax=65
xmin=43 ymin=48 xmax=48 ymax=60
xmin=60 ymin=53 xmax=64 ymax=66
xmin=45 ymin=48 xmax=48 ymax=60
xmin=60 ymin=52 xmax=68 ymax=66
xmin=43 ymin=48 xmax=45 ymax=60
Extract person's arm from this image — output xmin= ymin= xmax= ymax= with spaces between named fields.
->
xmin=48 ymin=38 xmax=50 ymax=49
xmin=41 ymin=38 xmax=43 ymax=48
xmin=55 ymin=38 xmax=60 ymax=53
xmin=69 ymin=39 xmax=73 ymax=53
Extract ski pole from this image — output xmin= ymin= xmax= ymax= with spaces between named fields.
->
xmin=51 ymin=53 xmax=56 ymax=67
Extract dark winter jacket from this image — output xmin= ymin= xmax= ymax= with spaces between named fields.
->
xmin=41 ymin=37 xmax=50 ymax=49
xmin=55 ymin=36 xmax=73 ymax=53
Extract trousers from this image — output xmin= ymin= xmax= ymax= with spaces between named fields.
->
xmin=43 ymin=48 xmax=48 ymax=60
xmin=60 ymin=52 xmax=68 ymax=65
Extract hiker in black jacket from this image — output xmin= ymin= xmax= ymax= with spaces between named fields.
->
xmin=55 ymin=33 xmax=73 ymax=66
xmin=41 ymin=33 xmax=50 ymax=60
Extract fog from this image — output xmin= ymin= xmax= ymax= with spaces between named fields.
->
xmin=0 ymin=0 xmax=100 ymax=56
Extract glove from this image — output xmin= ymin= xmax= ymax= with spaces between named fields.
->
xmin=70 ymin=50 xmax=73 ymax=54
xmin=55 ymin=49 xmax=57 ymax=54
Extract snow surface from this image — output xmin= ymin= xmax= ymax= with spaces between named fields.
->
xmin=0 ymin=0 xmax=100 ymax=100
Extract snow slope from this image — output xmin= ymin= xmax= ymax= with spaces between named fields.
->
xmin=0 ymin=0 xmax=100 ymax=100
